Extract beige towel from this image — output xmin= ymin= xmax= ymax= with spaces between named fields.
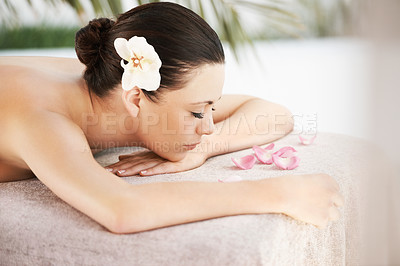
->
xmin=0 ymin=132 xmax=370 ymax=265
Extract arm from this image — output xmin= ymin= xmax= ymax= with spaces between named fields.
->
xmin=7 ymin=109 xmax=281 ymax=233
xmin=204 ymin=94 xmax=294 ymax=158
xmin=11 ymin=111 xmax=342 ymax=233
xmin=106 ymin=94 xmax=294 ymax=176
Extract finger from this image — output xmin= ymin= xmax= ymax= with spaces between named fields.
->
xmin=118 ymin=154 xmax=132 ymax=160
xmin=118 ymin=153 xmax=145 ymax=160
xmin=116 ymin=161 xmax=163 ymax=177
xmin=105 ymin=160 xmax=130 ymax=170
xmin=333 ymin=182 xmax=340 ymax=191
xmin=326 ymin=174 xmax=340 ymax=191
xmin=332 ymin=193 xmax=345 ymax=207
xmin=104 ymin=164 xmax=120 ymax=174
xmin=104 ymin=162 xmax=130 ymax=174
xmin=105 ymin=158 xmax=154 ymax=174
xmin=104 ymin=167 xmax=115 ymax=174
xmin=118 ymin=150 xmax=154 ymax=160
xmin=329 ymin=207 xmax=341 ymax=221
xmin=315 ymin=218 xmax=329 ymax=229
xmin=140 ymin=162 xmax=177 ymax=176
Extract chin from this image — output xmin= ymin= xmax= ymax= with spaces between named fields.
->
xmin=159 ymin=151 xmax=186 ymax=162
xmin=150 ymin=146 xmax=186 ymax=162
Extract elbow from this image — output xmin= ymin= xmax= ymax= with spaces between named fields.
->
xmin=285 ymin=111 xmax=295 ymax=134
xmin=277 ymin=105 xmax=294 ymax=135
xmin=102 ymin=186 xmax=157 ymax=234
xmin=103 ymin=200 xmax=142 ymax=234
xmin=266 ymin=105 xmax=294 ymax=136
xmin=106 ymin=212 xmax=130 ymax=235
xmin=255 ymin=99 xmax=294 ymax=136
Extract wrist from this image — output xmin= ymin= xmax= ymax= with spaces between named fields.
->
xmin=249 ymin=178 xmax=286 ymax=214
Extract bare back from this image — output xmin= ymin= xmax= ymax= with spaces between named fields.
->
xmin=0 ymin=56 xmax=88 ymax=181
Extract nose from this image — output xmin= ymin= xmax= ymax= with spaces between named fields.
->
xmin=196 ymin=114 xmax=215 ymax=136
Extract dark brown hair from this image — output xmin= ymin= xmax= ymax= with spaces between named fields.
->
xmin=75 ymin=2 xmax=225 ymax=101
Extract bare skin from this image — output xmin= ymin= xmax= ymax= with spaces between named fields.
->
xmin=0 ymin=56 xmax=344 ymax=233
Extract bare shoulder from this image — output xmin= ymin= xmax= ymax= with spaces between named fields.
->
xmin=0 ymin=56 xmax=85 ymax=74
xmin=0 ymin=63 xmax=72 ymax=115
xmin=0 ymin=108 xmax=85 ymax=182
xmin=1 ymin=107 xmax=89 ymax=166
xmin=0 ymin=56 xmax=88 ymax=115
xmin=0 ymin=58 xmax=89 ymax=166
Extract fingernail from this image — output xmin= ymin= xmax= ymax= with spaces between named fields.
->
xmin=105 ymin=168 xmax=113 ymax=172
xmin=140 ymin=170 xmax=147 ymax=175
xmin=117 ymin=170 xmax=126 ymax=174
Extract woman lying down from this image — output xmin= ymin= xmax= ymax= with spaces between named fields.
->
xmin=0 ymin=2 xmax=343 ymax=234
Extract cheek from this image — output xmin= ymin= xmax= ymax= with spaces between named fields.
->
xmin=177 ymin=115 xmax=199 ymax=135
xmin=143 ymin=110 xmax=198 ymax=150
xmin=160 ymin=111 xmax=196 ymax=136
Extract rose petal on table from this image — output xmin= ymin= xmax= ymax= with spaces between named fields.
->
xmin=231 ymin=155 xmax=256 ymax=170
xmin=281 ymin=149 xmax=295 ymax=158
xmin=273 ymin=146 xmax=297 ymax=157
xmin=252 ymin=145 xmax=273 ymax=164
xmin=299 ymin=135 xmax=317 ymax=145
xmin=272 ymin=154 xmax=300 ymax=170
xmin=264 ymin=143 xmax=275 ymax=150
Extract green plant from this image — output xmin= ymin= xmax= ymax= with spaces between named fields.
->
xmin=1 ymin=0 xmax=301 ymax=60
xmin=0 ymin=26 xmax=79 ymax=49
xmin=297 ymin=0 xmax=355 ymax=37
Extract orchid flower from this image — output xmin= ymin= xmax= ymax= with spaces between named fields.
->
xmin=114 ymin=36 xmax=162 ymax=91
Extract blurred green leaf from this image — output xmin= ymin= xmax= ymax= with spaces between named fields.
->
xmin=0 ymin=0 xmax=354 ymax=62
xmin=0 ymin=0 xmax=302 ymax=62
xmin=0 ymin=26 xmax=79 ymax=49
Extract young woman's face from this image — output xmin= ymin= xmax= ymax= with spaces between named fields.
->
xmin=137 ymin=64 xmax=225 ymax=161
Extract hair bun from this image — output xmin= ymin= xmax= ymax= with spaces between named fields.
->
xmin=75 ymin=18 xmax=115 ymax=67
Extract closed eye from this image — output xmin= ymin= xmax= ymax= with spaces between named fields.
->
xmin=191 ymin=107 xmax=215 ymax=119
xmin=191 ymin=112 xmax=204 ymax=119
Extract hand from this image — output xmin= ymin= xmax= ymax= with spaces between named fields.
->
xmin=104 ymin=149 xmax=208 ymax=177
xmin=260 ymin=173 xmax=345 ymax=229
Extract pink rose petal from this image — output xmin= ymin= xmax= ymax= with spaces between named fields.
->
xmin=281 ymin=149 xmax=295 ymax=158
xmin=299 ymin=135 xmax=317 ymax=145
xmin=273 ymin=146 xmax=297 ymax=157
xmin=264 ymin=143 xmax=275 ymax=150
xmin=218 ymin=175 xmax=243 ymax=183
xmin=231 ymin=155 xmax=256 ymax=170
xmin=252 ymin=145 xmax=273 ymax=164
xmin=272 ymin=154 xmax=300 ymax=170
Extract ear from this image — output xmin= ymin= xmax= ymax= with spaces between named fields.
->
xmin=121 ymin=86 xmax=142 ymax=117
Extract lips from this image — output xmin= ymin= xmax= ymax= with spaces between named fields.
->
xmin=183 ymin=142 xmax=201 ymax=150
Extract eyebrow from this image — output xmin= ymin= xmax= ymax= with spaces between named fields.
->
xmin=190 ymin=96 xmax=222 ymax=105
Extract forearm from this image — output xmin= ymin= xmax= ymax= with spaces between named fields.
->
xmin=115 ymin=178 xmax=283 ymax=233
xmin=203 ymin=99 xmax=294 ymax=158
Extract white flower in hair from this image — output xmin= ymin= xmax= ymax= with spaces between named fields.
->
xmin=114 ymin=36 xmax=162 ymax=91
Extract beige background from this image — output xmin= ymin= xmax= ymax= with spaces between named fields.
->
xmin=359 ymin=0 xmax=400 ymax=264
